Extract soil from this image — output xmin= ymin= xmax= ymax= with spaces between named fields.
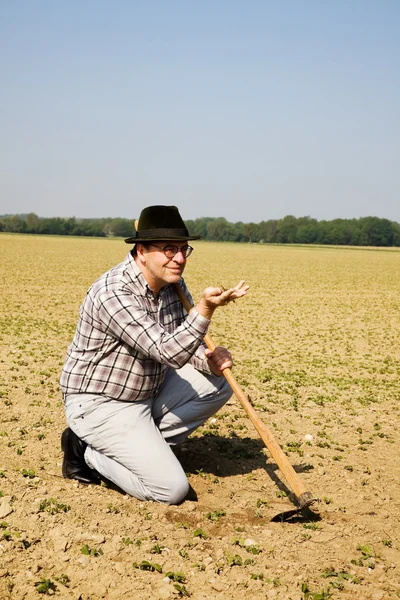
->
xmin=0 ymin=235 xmax=399 ymax=599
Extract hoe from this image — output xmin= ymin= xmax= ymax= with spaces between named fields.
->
xmin=175 ymin=283 xmax=317 ymax=522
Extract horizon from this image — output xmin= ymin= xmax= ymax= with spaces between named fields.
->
xmin=1 ymin=211 xmax=399 ymax=226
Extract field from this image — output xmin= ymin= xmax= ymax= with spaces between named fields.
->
xmin=0 ymin=234 xmax=399 ymax=600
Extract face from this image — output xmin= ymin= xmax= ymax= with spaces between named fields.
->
xmin=135 ymin=241 xmax=190 ymax=294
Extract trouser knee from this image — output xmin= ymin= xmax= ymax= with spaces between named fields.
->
xmin=151 ymin=475 xmax=190 ymax=505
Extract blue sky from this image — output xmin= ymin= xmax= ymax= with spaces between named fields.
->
xmin=1 ymin=1 xmax=399 ymax=223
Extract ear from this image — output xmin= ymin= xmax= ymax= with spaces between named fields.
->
xmin=135 ymin=243 xmax=147 ymax=266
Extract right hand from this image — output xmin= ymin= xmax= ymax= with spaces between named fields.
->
xmin=196 ymin=280 xmax=249 ymax=319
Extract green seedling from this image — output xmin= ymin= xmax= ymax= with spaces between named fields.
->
xmin=301 ymin=582 xmax=332 ymax=599
xmin=39 ymin=498 xmax=70 ymax=515
xmin=226 ymin=553 xmax=243 ymax=567
xmin=122 ymin=537 xmax=133 ymax=545
xmin=275 ymin=490 xmax=287 ymax=498
xmin=256 ymin=498 xmax=269 ymax=508
xmin=321 ymin=568 xmax=360 ymax=586
xmin=34 ymin=578 xmax=57 ymax=595
xmin=165 ymin=571 xmax=186 ymax=583
xmin=193 ymin=528 xmax=209 ymax=539
xmin=54 ymin=574 xmax=70 ymax=587
xmin=173 ymin=583 xmax=190 ymax=597
xmin=132 ymin=560 xmax=162 ymax=573
xmin=356 ymin=544 xmax=376 ymax=558
xmin=21 ymin=468 xmax=36 ymax=478
xmin=303 ymin=522 xmax=320 ymax=531
xmin=205 ymin=509 xmax=226 ymax=522
xmin=231 ymin=537 xmax=261 ymax=555
xmin=150 ymin=543 xmax=166 ymax=554
xmin=81 ymin=544 xmax=103 ymax=557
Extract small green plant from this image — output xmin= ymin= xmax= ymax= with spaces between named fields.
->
xmin=106 ymin=504 xmax=120 ymax=514
xmin=256 ymin=498 xmax=269 ymax=508
xmin=303 ymin=522 xmax=320 ymax=531
xmin=34 ymin=578 xmax=57 ymax=595
xmin=21 ymin=468 xmax=36 ymax=478
xmin=150 ymin=543 xmax=166 ymax=554
xmin=356 ymin=544 xmax=375 ymax=558
xmin=226 ymin=553 xmax=243 ymax=567
xmin=173 ymin=583 xmax=190 ymax=597
xmin=39 ymin=498 xmax=70 ymax=515
xmin=54 ymin=574 xmax=70 ymax=587
xmin=205 ymin=509 xmax=226 ymax=522
xmin=122 ymin=537 xmax=133 ymax=545
xmin=321 ymin=568 xmax=360 ymax=586
xmin=322 ymin=497 xmax=333 ymax=504
xmin=165 ymin=571 xmax=186 ymax=583
xmin=193 ymin=528 xmax=209 ymax=539
xmin=301 ymin=582 xmax=332 ymax=599
xmin=81 ymin=544 xmax=103 ymax=557
xmin=382 ymin=539 xmax=392 ymax=547
xmin=275 ymin=490 xmax=287 ymax=498
xmin=132 ymin=560 xmax=162 ymax=572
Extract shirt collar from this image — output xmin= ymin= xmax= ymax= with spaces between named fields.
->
xmin=126 ymin=252 xmax=169 ymax=299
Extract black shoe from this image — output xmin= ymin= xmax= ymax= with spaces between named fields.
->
xmin=61 ymin=428 xmax=102 ymax=485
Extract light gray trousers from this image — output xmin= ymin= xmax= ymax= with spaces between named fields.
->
xmin=64 ymin=364 xmax=232 ymax=504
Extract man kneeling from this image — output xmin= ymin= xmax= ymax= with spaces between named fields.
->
xmin=60 ymin=205 xmax=248 ymax=504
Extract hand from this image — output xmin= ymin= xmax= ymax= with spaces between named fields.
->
xmin=196 ymin=280 xmax=249 ymax=319
xmin=205 ymin=346 xmax=233 ymax=376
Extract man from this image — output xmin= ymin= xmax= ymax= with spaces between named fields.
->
xmin=60 ymin=205 xmax=248 ymax=504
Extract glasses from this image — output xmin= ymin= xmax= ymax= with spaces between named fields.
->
xmin=148 ymin=244 xmax=194 ymax=259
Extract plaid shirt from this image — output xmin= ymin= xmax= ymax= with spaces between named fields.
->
xmin=60 ymin=252 xmax=212 ymax=401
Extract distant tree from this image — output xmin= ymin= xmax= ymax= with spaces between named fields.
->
xmin=361 ymin=217 xmax=394 ymax=246
xmin=108 ymin=218 xmax=133 ymax=237
xmin=259 ymin=220 xmax=278 ymax=243
xmin=276 ymin=215 xmax=297 ymax=243
xmin=206 ymin=218 xmax=231 ymax=241
xmin=26 ymin=213 xmax=40 ymax=233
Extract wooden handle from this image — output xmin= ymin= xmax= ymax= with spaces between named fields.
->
xmin=175 ymin=283 xmax=312 ymax=501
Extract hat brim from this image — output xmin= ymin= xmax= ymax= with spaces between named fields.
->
xmin=125 ymin=234 xmax=201 ymax=244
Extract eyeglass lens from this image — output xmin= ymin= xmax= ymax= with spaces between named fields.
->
xmin=163 ymin=245 xmax=193 ymax=258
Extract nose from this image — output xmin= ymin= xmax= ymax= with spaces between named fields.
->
xmin=172 ymin=249 xmax=186 ymax=264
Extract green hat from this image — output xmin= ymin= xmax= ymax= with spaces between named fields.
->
xmin=124 ymin=205 xmax=200 ymax=244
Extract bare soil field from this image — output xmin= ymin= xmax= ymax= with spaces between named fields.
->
xmin=0 ymin=234 xmax=399 ymax=600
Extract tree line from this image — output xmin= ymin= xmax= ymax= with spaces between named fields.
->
xmin=1 ymin=212 xmax=400 ymax=247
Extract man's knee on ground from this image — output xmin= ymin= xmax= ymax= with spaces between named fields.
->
xmin=151 ymin=475 xmax=190 ymax=505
